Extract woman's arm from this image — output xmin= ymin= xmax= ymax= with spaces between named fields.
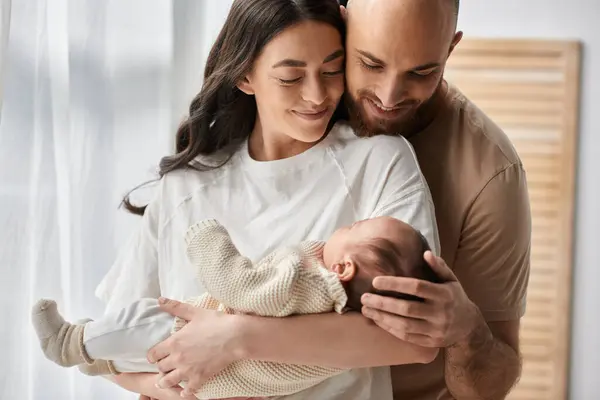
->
xmin=96 ymin=183 xmax=163 ymax=312
xmin=237 ymin=310 xmax=438 ymax=368
xmin=96 ymin=182 xmax=166 ymax=393
xmin=148 ymin=299 xmax=438 ymax=393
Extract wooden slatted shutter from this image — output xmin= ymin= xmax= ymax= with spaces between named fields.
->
xmin=445 ymin=39 xmax=581 ymax=400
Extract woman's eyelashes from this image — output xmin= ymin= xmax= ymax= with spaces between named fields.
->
xmin=276 ymin=69 xmax=344 ymax=86
xmin=278 ymin=77 xmax=302 ymax=85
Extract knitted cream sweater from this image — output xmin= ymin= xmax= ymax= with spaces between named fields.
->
xmin=174 ymin=219 xmax=348 ymax=399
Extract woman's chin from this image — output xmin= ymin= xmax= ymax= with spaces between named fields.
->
xmin=292 ymin=124 xmax=331 ymax=143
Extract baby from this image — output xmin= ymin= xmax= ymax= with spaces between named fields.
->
xmin=32 ymin=216 xmax=438 ymax=399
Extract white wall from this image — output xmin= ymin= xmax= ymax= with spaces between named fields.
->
xmin=458 ymin=1 xmax=600 ymax=398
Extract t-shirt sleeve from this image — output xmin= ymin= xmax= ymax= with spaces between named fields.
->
xmin=453 ymin=163 xmax=532 ymax=322
xmin=369 ymin=139 xmax=441 ymax=257
xmin=95 ymin=186 xmax=161 ymax=313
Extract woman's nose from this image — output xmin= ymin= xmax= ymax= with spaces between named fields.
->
xmin=301 ymin=77 xmax=328 ymax=105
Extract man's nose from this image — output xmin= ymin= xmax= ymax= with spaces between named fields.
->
xmin=375 ymin=75 xmax=407 ymax=107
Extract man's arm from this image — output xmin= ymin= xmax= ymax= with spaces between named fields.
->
xmin=445 ymin=317 xmax=522 ymax=399
xmin=444 ymin=163 xmax=530 ymax=398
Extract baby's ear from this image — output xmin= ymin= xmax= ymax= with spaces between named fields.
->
xmin=333 ymin=256 xmax=357 ymax=282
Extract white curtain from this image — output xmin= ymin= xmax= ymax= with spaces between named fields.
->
xmin=0 ymin=1 xmax=231 ymax=398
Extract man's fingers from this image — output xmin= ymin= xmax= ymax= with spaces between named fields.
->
xmin=157 ymin=369 xmax=183 ymax=389
xmin=158 ymin=297 xmax=196 ymax=320
xmin=424 ymin=251 xmax=457 ymax=282
xmin=373 ymin=319 xmax=436 ymax=347
xmin=371 ymin=276 xmax=439 ymax=299
xmin=362 ymin=307 xmax=431 ymax=336
xmin=361 ymin=293 xmax=431 ymax=319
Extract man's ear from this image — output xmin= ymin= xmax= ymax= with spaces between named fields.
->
xmin=448 ymin=31 xmax=463 ymax=57
xmin=237 ymin=76 xmax=255 ymax=95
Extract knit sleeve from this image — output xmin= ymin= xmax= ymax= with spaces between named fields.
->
xmin=184 ymin=219 xmax=303 ymax=316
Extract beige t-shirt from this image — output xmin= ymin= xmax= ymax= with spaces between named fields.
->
xmin=390 ymin=83 xmax=532 ymax=400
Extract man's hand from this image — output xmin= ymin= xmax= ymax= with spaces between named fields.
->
xmin=361 ymin=251 xmax=484 ymax=347
xmin=147 ymin=298 xmax=243 ymax=397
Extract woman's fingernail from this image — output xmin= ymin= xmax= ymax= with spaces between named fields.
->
xmin=158 ymin=297 xmax=166 ymax=304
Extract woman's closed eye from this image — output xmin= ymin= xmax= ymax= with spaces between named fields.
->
xmin=276 ymin=69 xmax=344 ymax=86
xmin=277 ymin=77 xmax=302 ymax=85
xmin=323 ymin=69 xmax=344 ymax=77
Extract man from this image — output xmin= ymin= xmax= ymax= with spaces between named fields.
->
xmin=344 ymin=0 xmax=531 ymax=399
xmin=135 ymin=1 xmax=530 ymax=399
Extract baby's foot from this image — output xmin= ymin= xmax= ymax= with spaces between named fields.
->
xmin=31 ymin=299 xmax=92 ymax=367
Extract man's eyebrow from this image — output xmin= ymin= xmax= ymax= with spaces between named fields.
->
xmin=356 ymin=49 xmax=386 ymax=66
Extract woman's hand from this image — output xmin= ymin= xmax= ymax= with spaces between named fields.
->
xmin=147 ymin=298 xmax=245 ymax=396
xmin=110 ymin=373 xmax=187 ymax=400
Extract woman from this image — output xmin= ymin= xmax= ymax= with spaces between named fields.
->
xmin=100 ymin=0 xmax=440 ymax=398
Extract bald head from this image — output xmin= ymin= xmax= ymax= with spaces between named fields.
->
xmin=347 ymin=0 xmax=457 ymax=33
xmin=347 ymin=0 xmax=459 ymax=18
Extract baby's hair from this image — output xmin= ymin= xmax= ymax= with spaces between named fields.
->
xmin=343 ymin=231 xmax=440 ymax=311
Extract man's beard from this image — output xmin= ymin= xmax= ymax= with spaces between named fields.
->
xmin=344 ymin=80 xmax=444 ymax=138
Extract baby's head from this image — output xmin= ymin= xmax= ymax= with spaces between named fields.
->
xmin=323 ymin=216 xmax=440 ymax=311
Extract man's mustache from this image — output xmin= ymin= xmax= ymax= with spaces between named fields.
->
xmin=355 ymin=90 xmax=419 ymax=109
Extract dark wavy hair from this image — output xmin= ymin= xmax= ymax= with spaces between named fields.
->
xmin=123 ymin=0 xmax=345 ymax=215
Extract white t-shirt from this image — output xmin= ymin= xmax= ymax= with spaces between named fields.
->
xmin=96 ymin=121 xmax=440 ymax=400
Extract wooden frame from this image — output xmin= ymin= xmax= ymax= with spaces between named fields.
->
xmin=445 ymin=39 xmax=581 ymax=400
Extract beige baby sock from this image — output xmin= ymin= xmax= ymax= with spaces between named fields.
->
xmin=31 ymin=299 xmax=94 ymax=367
xmin=72 ymin=318 xmax=119 ymax=376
